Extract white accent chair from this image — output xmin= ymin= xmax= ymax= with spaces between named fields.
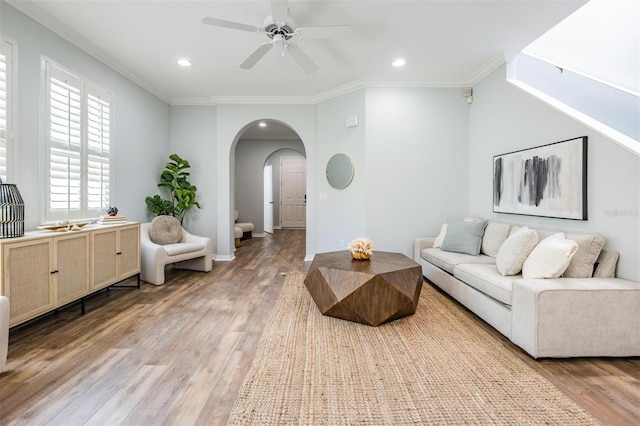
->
xmin=0 ymin=296 xmax=9 ymax=373
xmin=140 ymin=218 xmax=213 ymax=286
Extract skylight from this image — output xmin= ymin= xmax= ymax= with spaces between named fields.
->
xmin=508 ymin=0 xmax=639 ymax=154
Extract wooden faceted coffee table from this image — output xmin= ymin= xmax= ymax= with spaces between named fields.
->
xmin=304 ymin=250 xmax=423 ymax=326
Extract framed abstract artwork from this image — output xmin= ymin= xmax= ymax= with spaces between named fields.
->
xmin=493 ymin=137 xmax=587 ymax=220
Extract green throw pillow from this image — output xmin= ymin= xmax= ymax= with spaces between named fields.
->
xmin=441 ymin=220 xmax=488 ymax=256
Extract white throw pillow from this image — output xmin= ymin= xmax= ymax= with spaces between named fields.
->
xmin=522 ymin=233 xmax=578 ymax=279
xmin=495 ymin=226 xmax=538 ymax=276
xmin=433 ymin=224 xmax=447 ymax=249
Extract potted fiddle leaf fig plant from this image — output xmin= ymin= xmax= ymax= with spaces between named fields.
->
xmin=145 ymin=153 xmax=201 ymax=223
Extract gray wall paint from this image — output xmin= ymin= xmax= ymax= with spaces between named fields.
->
xmin=168 ymin=105 xmax=217 ymax=242
xmin=2 ymin=3 xmax=169 ymax=230
xmin=235 ymin=139 xmax=305 ymax=234
xmin=316 ymin=89 xmax=367 ymax=252
xmin=469 ymin=65 xmax=640 ymax=281
xmin=365 ymin=88 xmax=471 ymax=255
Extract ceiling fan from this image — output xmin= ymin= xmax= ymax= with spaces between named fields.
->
xmin=201 ymin=0 xmax=351 ymax=74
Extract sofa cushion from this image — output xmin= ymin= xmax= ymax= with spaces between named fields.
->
xmin=441 ymin=220 xmax=488 ymax=256
xmin=593 ymin=249 xmax=619 ymax=278
xmin=481 ymin=222 xmax=511 ymax=258
xmin=421 ymin=248 xmax=495 ymax=274
xmin=163 ymin=242 xmax=205 ymax=256
xmin=522 ymin=233 xmax=578 ymax=279
xmin=453 ymin=263 xmax=515 ymax=306
xmin=563 ymin=233 xmax=605 ymax=278
xmin=149 ymin=215 xmax=182 ymax=245
xmin=236 ymin=222 xmax=254 ymax=232
xmin=496 ymin=226 xmax=538 ymax=276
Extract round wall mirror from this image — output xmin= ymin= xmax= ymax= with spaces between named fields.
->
xmin=326 ymin=153 xmax=354 ymax=189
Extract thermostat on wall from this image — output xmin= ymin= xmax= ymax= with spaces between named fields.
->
xmin=346 ymin=115 xmax=359 ymax=128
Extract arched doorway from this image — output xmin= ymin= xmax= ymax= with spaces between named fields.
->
xmin=232 ymin=119 xmax=306 ymax=245
xmin=215 ymin=107 xmax=317 ymax=262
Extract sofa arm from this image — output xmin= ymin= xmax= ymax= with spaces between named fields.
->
xmin=511 ymin=278 xmax=640 ymax=358
xmin=414 ymin=237 xmax=435 ymax=262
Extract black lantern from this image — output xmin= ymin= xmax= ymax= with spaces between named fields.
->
xmin=0 ymin=178 xmax=24 ymax=238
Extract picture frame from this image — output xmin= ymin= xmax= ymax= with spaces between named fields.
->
xmin=493 ymin=136 xmax=587 ymax=220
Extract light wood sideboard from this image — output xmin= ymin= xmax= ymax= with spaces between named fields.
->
xmin=0 ymin=222 xmax=141 ymax=327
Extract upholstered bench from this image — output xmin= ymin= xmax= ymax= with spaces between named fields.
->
xmin=234 ymin=210 xmax=254 ymax=240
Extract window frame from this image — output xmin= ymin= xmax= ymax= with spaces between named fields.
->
xmin=41 ymin=58 xmax=114 ymax=223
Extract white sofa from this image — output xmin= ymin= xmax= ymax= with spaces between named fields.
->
xmin=140 ymin=221 xmax=213 ymax=285
xmin=415 ymin=221 xmax=640 ymax=358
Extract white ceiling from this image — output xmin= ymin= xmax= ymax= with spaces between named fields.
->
xmin=8 ymin=0 xmax=587 ymax=106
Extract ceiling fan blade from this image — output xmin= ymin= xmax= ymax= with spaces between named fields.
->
xmin=239 ymin=43 xmax=273 ymax=69
xmin=296 ymin=25 xmax=352 ymax=39
xmin=201 ymin=16 xmax=260 ymax=33
xmin=287 ymin=44 xmax=318 ymax=74
xmin=270 ymin=0 xmax=288 ymax=24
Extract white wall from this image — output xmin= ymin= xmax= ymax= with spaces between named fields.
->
xmin=469 ymin=64 xmax=640 ymax=281
xmin=316 ymin=89 xmax=367 ymax=252
xmin=168 ymin=105 xmax=217 ymax=242
xmin=1 ymin=3 xmax=169 ymax=230
xmin=365 ymin=88 xmax=471 ymax=256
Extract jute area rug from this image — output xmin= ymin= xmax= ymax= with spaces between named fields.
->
xmin=228 ymin=272 xmax=597 ymax=425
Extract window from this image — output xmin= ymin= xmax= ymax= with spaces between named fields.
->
xmin=44 ymin=60 xmax=112 ymax=222
xmin=0 ymin=38 xmax=15 ymax=183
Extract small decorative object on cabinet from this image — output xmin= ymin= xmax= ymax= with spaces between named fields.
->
xmin=0 ymin=178 xmax=24 ymax=239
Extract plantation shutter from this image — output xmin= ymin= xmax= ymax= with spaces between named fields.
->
xmin=44 ymin=61 xmax=113 ymax=223
xmin=46 ymin=64 xmax=82 ymax=221
xmin=0 ymin=40 xmax=11 ymax=182
xmin=86 ymin=84 xmax=111 ymax=216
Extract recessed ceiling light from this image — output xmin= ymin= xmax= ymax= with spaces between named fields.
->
xmin=392 ymin=58 xmax=406 ymax=67
xmin=177 ymin=58 xmax=192 ymax=67
xmin=259 ymin=122 xmax=267 ymax=127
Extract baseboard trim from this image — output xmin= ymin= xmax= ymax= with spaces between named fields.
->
xmin=215 ymin=254 xmax=235 ymax=262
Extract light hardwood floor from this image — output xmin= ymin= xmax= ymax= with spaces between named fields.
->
xmin=1 ymin=229 xmax=638 ymax=425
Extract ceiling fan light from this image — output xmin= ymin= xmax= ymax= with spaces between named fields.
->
xmin=392 ymin=58 xmax=406 ymax=67
xmin=177 ymin=58 xmax=193 ymax=67
xmin=259 ymin=121 xmax=267 ymax=127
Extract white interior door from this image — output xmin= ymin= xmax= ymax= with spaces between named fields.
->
xmin=263 ymin=165 xmax=274 ymax=234
xmin=281 ymin=157 xmax=306 ymax=228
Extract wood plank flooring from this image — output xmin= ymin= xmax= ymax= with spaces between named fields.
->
xmin=1 ymin=228 xmax=638 ymax=425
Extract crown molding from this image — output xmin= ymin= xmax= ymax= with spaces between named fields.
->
xmin=170 ymin=77 xmax=480 ymax=106
xmin=467 ymin=53 xmax=505 ymax=86
xmin=6 ymin=0 xmax=172 ymax=104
